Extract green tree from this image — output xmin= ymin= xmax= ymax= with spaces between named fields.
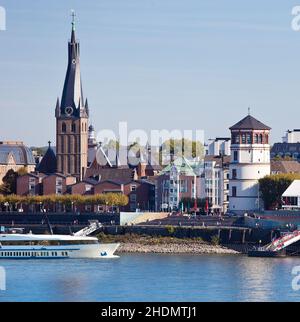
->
xmin=0 ymin=170 xmax=18 ymax=195
xmin=259 ymin=173 xmax=300 ymax=210
xmin=160 ymin=139 xmax=204 ymax=161
xmin=0 ymin=167 xmax=28 ymax=195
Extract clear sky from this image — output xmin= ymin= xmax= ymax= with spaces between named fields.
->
xmin=0 ymin=0 xmax=299 ymax=146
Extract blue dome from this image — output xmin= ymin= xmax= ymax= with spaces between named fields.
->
xmin=0 ymin=143 xmax=36 ymax=165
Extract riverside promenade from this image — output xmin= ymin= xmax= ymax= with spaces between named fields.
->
xmin=0 ymin=211 xmax=292 ymax=254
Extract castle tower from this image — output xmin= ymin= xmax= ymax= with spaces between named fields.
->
xmin=229 ymin=113 xmax=271 ymax=213
xmin=55 ymin=13 xmax=89 ymax=181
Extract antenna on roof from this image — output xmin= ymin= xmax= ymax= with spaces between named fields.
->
xmin=248 ymin=107 xmax=251 ymax=116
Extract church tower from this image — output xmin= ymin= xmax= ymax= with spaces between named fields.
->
xmin=55 ymin=13 xmax=89 ymax=181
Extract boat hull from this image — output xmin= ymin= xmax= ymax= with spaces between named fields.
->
xmin=0 ymin=243 xmax=120 ymax=259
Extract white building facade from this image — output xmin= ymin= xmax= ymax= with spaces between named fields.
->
xmin=204 ymin=155 xmax=230 ymax=214
xmin=207 ymin=138 xmax=231 ymax=156
xmin=229 ymin=114 xmax=271 ymax=213
xmin=282 ymin=130 xmax=300 ymax=143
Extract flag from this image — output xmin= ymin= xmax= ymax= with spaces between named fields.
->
xmin=205 ymin=199 xmax=209 ymax=213
xmin=194 ymin=199 xmax=198 ymax=211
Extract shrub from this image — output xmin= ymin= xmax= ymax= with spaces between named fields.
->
xmin=166 ymin=225 xmax=175 ymax=235
xmin=210 ymin=235 xmax=220 ymax=246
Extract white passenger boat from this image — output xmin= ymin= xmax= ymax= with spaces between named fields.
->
xmin=0 ymin=222 xmax=120 ymax=259
xmin=0 ymin=233 xmax=120 ymax=259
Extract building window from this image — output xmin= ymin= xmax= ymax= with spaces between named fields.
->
xmin=232 ymin=186 xmax=237 ymax=197
xmin=246 ymin=133 xmax=252 ymax=144
xmin=62 ymin=123 xmax=66 ymax=133
xmin=71 ymin=123 xmax=76 ymax=133
xmin=232 ymin=134 xmax=239 ymax=144
xmin=130 ymin=194 xmax=137 ymax=202
xmin=56 ymin=178 xmax=63 ymax=195
xmin=254 ymin=134 xmax=259 ymax=144
xmin=259 ymin=134 xmax=263 ymax=144
xmin=180 ymin=180 xmax=188 ymax=193
xmin=232 ymin=169 xmax=237 ymax=179
xmin=233 ymin=151 xmax=238 ymax=162
xmin=241 ymin=134 xmax=246 ymax=144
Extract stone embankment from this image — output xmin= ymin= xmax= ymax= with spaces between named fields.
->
xmin=117 ymin=242 xmax=239 ymax=254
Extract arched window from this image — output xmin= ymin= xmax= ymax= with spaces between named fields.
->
xmin=246 ymin=133 xmax=252 ymax=144
xmin=254 ymin=134 xmax=258 ymax=144
xmin=265 ymin=134 xmax=269 ymax=144
xmin=259 ymin=134 xmax=263 ymax=144
xmin=71 ymin=123 xmax=76 ymax=133
xmin=232 ymin=134 xmax=239 ymax=144
xmin=62 ymin=123 xmax=66 ymax=133
xmin=241 ymin=134 xmax=246 ymax=144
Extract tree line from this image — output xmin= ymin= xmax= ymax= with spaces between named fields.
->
xmin=0 ymin=193 xmax=129 ymax=212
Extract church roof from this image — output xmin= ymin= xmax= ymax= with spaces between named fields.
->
xmin=57 ymin=14 xmax=88 ymax=118
xmin=36 ymin=144 xmax=57 ymax=174
xmin=230 ymin=115 xmax=271 ymax=131
xmin=0 ymin=143 xmax=35 ymax=165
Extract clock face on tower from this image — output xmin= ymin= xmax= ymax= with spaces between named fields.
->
xmin=65 ymin=106 xmax=74 ymax=116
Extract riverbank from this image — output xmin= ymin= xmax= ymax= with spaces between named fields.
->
xmin=97 ymin=233 xmax=240 ymax=254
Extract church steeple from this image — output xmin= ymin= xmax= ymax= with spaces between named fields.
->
xmin=71 ymin=10 xmax=76 ymax=43
xmin=60 ymin=11 xmax=87 ymax=118
xmin=56 ymin=12 xmax=89 ymax=181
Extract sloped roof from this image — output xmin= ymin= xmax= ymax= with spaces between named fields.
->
xmin=230 ymin=115 xmax=271 ymax=131
xmin=36 ymin=146 xmax=57 ymax=174
xmin=271 ymin=143 xmax=300 ymax=155
xmin=271 ymin=160 xmax=300 ymax=174
xmin=87 ymin=168 xmax=136 ymax=185
xmin=160 ymin=157 xmax=196 ymax=176
xmin=282 ymin=180 xmax=300 ymax=197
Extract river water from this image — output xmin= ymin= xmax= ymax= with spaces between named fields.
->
xmin=0 ymin=254 xmax=299 ymax=302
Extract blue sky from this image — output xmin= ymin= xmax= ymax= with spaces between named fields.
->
xmin=0 ymin=0 xmax=299 ymax=146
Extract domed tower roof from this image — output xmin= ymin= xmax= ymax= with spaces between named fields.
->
xmin=230 ymin=115 xmax=271 ymax=131
xmin=0 ymin=142 xmax=35 ymax=165
xmin=36 ymin=142 xmax=57 ymax=174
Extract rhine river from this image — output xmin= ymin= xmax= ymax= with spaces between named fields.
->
xmin=0 ymin=254 xmax=300 ymax=302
